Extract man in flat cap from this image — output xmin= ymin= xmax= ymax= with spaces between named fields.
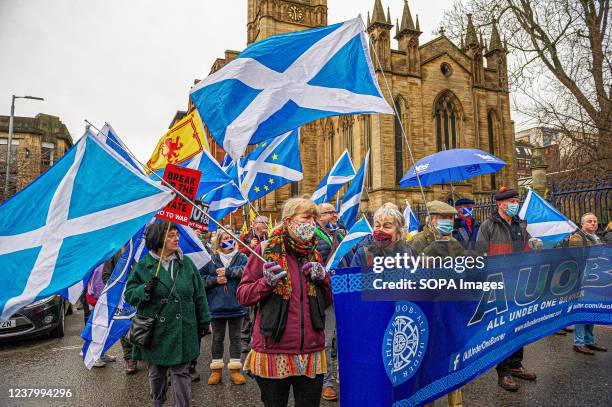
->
xmin=476 ymin=187 xmax=536 ymax=391
xmin=452 ymin=197 xmax=481 ymax=250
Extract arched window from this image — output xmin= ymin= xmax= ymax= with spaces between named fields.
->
xmin=487 ymin=110 xmax=497 ymax=190
xmin=394 ymin=99 xmax=404 ymax=185
xmin=435 ymin=93 xmax=459 ymax=151
xmin=364 ymin=115 xmax=372 ymax=190
xmin=341 ymin=116 xmax=354 ymax=157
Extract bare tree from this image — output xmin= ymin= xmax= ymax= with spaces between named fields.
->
xmin=442 ymin=0 xmax=611 ymax=175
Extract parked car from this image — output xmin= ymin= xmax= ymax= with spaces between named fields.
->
xmin=0 ymin=295 xmax=69 ymax=341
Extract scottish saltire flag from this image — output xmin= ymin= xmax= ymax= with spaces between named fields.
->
xmin=403 ymin=201 xmax=420 ymax=233
xmin=190 ymin=17 xmax=393 ymax=160
xmin=81 ymin=221 xmax=211 ymax=368
xmin=0 ymin=131 xmax=173 ymax=320
xmin=58 ymin=271 xmax=94 ymax=305
xmin=239 ymin=129 xmax=302 ymax=201
xmin=519 ymin=189 xmax=577 ymax=247
xmin=96 ymin=123 xmax=143 ymax=173
xmin=312 ymin=150 xmax=356 ymax=204
xmin=339 ymin=151 xmax=369 ymax=229
xmin=202 ymin=162 xmax=247 ymax=232
xmin=326 ymin=217 xmax=371 ymax=270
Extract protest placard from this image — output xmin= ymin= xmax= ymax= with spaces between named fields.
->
xmin=156 ymin=164 xmax=202 ymax=225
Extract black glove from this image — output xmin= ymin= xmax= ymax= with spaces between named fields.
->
xmin=198 ymin=322 xmax=211 ymax=338
xmin=144 ymin=276 xmax=159 ymax=294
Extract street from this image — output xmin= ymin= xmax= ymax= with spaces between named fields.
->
xmin=0 ymin=309 xmax=610 ymax=407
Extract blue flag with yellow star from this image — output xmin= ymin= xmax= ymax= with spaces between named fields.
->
xmin=239 ymin=129 xmax=303 ymax=201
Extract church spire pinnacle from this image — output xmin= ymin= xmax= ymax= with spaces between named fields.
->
xmin=399 ymin=0 xmax=415 ymax=32
xmin=489 ymin=18 xmax=503 ymax=51
xmin=465 ymin=13 xmax=479 ymax=48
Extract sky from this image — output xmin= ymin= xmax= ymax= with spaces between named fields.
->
xmin=1 ymin=0 xmax=457 ymax=161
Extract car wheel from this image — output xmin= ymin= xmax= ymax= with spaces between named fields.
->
xmin=65 ymin=303 xmax=73 ymax=315
xmin=50 ymin=303 xmax=66 ymax=338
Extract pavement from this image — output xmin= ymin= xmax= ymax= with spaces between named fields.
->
xmin=0 ymin=309 xmax=610 ymax=407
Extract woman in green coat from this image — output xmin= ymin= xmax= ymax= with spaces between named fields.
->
xmin=125 ymin=221 xmax=211 ymax=407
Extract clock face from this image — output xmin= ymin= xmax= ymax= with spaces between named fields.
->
xmin=287 ymin=5 xmax=304 ymax=22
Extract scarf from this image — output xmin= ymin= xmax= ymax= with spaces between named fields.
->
xmin=218 ymin=249 xmax=237 ymax=268
xmin=263 ymin=224 xmax=320 ymax=300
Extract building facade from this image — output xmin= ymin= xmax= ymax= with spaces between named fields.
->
xmin=0 ymin=113 xmax=73 ymax=201
xmin=201 ymin=0 xmax=517 ymax=220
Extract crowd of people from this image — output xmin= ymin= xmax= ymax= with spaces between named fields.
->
xmin=79 ymin=188 xmax=610 ymax=407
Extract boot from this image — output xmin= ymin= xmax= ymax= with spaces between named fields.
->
xmin=208 ymin=360 xmax=224 ymax=385
xmin=228 ymin=360 xmax=246 ymax=385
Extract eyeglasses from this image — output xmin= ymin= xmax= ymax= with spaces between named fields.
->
xmin=321 ymin=211 xmax=338 ymax=216
xmin=166 ymin=233 xmax=179 ymax=240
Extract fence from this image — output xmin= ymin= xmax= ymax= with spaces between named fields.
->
xmin=412 ymin=175 xmax=611 ymax=233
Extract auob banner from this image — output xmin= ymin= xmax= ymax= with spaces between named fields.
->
xmin=331 ymin=245 xmax=611 ymax=406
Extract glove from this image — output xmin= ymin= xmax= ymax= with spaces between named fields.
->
xmin=198 ymin=322 xmax=211 ymax=338
xmin=303 ymin=262 xmax=326 ymax=281
xmin=144 ymin=276 xmax=159 ymax=294
xmin=262 ymin=261 xmax=287 ymax=286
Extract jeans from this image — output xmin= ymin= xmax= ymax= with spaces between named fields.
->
xmin=211 ymin=317 xmax=243 ymax=360
xmin=255 ymin=374 xmax=324 ymax=407
xmin=148 ymin=362 xmax=191 ymax=407
xmin=323 ymin=305 xmax=336 ymax=389
xmin=574 ymin=324 xmax=595 ymax=345
xmin=496 ymin=347 xmax=523 ymax=377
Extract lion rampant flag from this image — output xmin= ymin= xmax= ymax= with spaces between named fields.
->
xmin=146 ymin=110 xmax=209 ymax=173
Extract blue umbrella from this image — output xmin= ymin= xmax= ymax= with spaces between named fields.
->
xmin=400 ymin=148 xmax=507 ymax=188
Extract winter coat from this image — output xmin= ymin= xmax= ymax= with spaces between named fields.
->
xmin=124 ymin=252 xmax=211 ymax=366
xmin=604 ymin=230 xmax=612 ymax=245
xmin=236 ymin=243 xmax=333 ymax=354
xmin=315 ymin=225 xmax=346 ymax=267
xmin=409 ymin=227 xmax=467 ymax=258
xmin=202 ymin=251 xmax=248 ymax=319
xmin=350 ymin=240 xmax=415 ymax=268
xmin=567 ymin=230 xmax=602 ymax=247
xmin=476 ymin=212 xmax=530 ymax=256
xmin=239 ymin=229 xmax=268 ymax=256
xmin=453 ymin=217 xmax=481 ymax=250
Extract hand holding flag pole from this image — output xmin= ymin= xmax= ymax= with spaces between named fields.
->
xmin=84 ymin=120 xmax=266 ymax=263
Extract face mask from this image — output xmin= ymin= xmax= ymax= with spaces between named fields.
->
xmin=461 ymin=207 xmax=473 ymax=219
xmin=289 ymin=220 xmax=316 ymax=241
xmin=326 ymin=221 xmax=339 ymax=232
xmin=220 ymin=239 xmax=236 ymax=251
xmin=506 ymin=203 xmax=519 ymax=217
xmin=373 ymin=229 xmax=394 ymax=248
xmin=436 ymin=219 xmax=454 ymax=236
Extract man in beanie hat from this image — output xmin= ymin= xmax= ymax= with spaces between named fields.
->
xmin=476 ymin=187 xmax=536 ymax=391
xmin=408 ymin=200 xmax=465 ymax=407
xmin=452 ymin=197 xmax=481 ymax=250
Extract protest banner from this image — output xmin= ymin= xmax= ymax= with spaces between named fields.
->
xmin=188 ymin=200 xmax=210 ymax=231
xmin=332 ymin=246 xmax=612 ymax=406
xmin=156 ymin=164 xmax=202 ymax=225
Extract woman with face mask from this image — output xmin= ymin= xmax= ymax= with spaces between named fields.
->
xmin=350 ymin=204 xmax=416 ymax=267
xmin=237 ymin=198 xmax=332 ymax=407
xmin=202 ymin=229 xmax=249 ymax=386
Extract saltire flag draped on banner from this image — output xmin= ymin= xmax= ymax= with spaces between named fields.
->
xmin=403 ymin=201 xmax=420 ymax=234
xmin=81 ymin=221 xmax=211 ymax=368
xmin=518 ymin=188 xmax=577 ymax=247
xmin=146 ymin=110 xmax=209 ymax=173
xmin=96 ymin=123 xmax=143 ymax=174
xmin=339 ymin=150 xmax=369 ymax=230
xmin=190 ymin=17 xmax=393 ymax=160
xmin=239 ymin=129 xmax=303 ymax=202
xmin=326 ymin=216 xmax=372 ymax=271
xmin=332 ymin=246 xmax=612 ymax=406
xmin=0 ymin=130 xmax=173 ymax=320
xmin=312 ymin=150 xmax=356 ymax=204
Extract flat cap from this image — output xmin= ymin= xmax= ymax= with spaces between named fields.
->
xmin=427 ymin=200 xmax=457 ymax=215
xmin=453 ymin=197 xmax=475 ymax=207
xmin=494 ymin=186 xmax=519 ymax=201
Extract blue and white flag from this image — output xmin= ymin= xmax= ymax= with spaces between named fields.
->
xmin=339 ymin=151 xmax=369 ymax=229
xmin=518 ymin=189 xmax=577 ymax=246
xmin=0 ymin=131 xmax=173 ymax=320
xmin=190 ymin=17 xmax=393 ymax=160
xmin=240 ymin=129 xmax=302 ymax=201
xmin=202 ymin=161 xmax=247 ymax=232
xmin=312 ymin=150 xmax=356 ymax=204
xmin=81 ymin=221 xmax=211 ymax=368
xmin=59 ymin=271 xmax=94 ymax=305
xmin=96 ymin=123 xmax=143 ymax=174
xmin=403 ymin=201 xmax=420 ymax=234
xmin=326 ymin=216 xmax=372 ymax=271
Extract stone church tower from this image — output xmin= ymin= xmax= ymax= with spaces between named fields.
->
xmin=204 ymin=0 xmax=517 ymax=222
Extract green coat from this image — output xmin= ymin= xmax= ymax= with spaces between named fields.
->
xmin=124 ymin=253 xmax=211 ymax=366
xmin=409 ymin=227 xmax=467 ymax=258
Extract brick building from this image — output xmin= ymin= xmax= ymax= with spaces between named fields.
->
xmin=187 ymin=0 xmax=518 ymax=220
xmin=0 ymin=113 xmax=73 ymax=201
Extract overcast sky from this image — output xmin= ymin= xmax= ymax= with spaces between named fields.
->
xmin=1 ymin=0 xmax=462 ymax=160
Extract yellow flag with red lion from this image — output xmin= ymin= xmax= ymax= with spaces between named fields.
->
xmin=146 ymin=110 xmax=209 ymax=173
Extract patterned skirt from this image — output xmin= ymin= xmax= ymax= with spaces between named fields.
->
xmin=243 ymin=349 xmax=327 ymax=379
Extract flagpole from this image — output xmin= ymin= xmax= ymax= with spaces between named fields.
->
xmin=359 ymin=17 xmax=438 ymax=239
xmin=85 ymin=120 xmax=267 ymax=262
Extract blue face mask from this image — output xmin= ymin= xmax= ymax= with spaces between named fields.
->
xmin=506 ymin=203 xmax=519 ymax=217
xmin=436 ymin=219 xmax=454 ymax=236
xmin=461 ymin=207 xmax=473 ymax=219
xmin=220 ymin=239 xmax=236 ymax=251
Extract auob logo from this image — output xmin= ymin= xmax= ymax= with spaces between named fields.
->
xmin=475 ymin=153 xmax=497 ymax=162
xmin=382 ymin=302 xmax=429 ymax=386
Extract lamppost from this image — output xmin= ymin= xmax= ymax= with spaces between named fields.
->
xmin=4 ymin=95 xmax=45 ymax=196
